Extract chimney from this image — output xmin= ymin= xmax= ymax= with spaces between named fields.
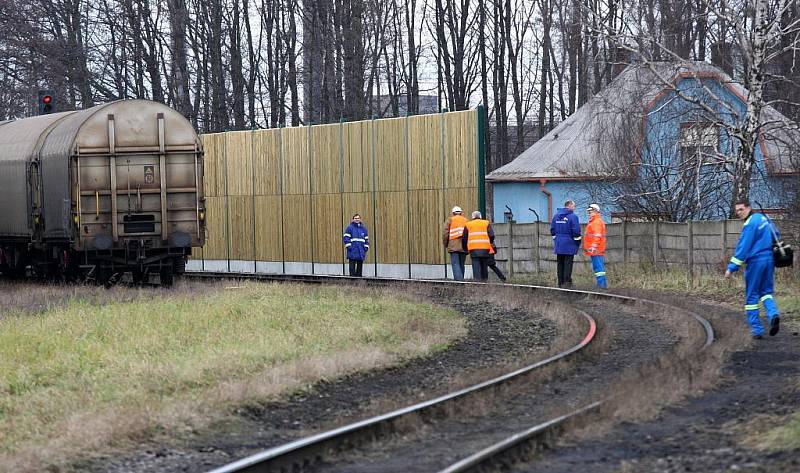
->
xmin=711 ymin=41 xmax=734 ymax=76
xmin=611 ymin=45 xmax=632 ymax=80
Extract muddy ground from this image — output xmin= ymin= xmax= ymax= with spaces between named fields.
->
xmin=85 ymin=284 xmax=799 ymax=473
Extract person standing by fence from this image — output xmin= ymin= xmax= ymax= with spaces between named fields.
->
xmin=462 ymin=211 xmax=494 ymax=282
xmin=583 ymin=204 xmax=608 ymax=289
xmin=724 ymin=200 xmax=780 ymax=339
xmin=343 ymin=214 xmax=369 ymax=277
xmin=443 ymin=206 xmax=468 ymax=280
xmin=550 ymin=200 xmax=582 ymax=288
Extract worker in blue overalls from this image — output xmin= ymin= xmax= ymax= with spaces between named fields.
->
xmin=724 ymin=199 xmax=780 ymax=339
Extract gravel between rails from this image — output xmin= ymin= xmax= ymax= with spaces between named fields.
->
xmin=309 ymin=298 xmax=678 ymax=472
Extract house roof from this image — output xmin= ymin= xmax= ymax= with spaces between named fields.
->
xmin=486 ymin=61 xmax=799 ymax=182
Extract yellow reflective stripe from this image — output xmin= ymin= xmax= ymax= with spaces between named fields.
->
xmin=345 ymin=243 xmax=352 ymax=247
xmin=760 ymin=295 xmax=773 ymax=303
xmin=730 ymin=256 xmax=743 ymax=266
xmin=595 ymin=272 xmax=606 ymax=276
xmin=343 ymin=233 xmax=351 ymax=237
xmin=573 ymin=236 xmax=582 ymax=240
xmin=471 ymin=238 xmax=491 ymax=244
xmin=586 ymin=233 xmax=604 ymax=237
xmin=745 ymin=304 xmax=759 ymax=310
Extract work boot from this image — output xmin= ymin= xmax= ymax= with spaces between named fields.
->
xmin=769 ymin=317 xmax=780 ymax=336
xmin=752 ymin=334 xmax=763 ymax=340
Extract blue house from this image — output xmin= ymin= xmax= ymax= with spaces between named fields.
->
xmin=487 ymin=61 xmax=799 ymax=223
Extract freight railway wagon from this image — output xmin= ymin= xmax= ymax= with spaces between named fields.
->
xmin=0 ymin=99 xmax=205 ymax=285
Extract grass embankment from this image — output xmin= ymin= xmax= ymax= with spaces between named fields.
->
xmin=0 ymin=281 xmax=465 ymax=471
xmin=515 ymin=264 xmax=800 ymax=453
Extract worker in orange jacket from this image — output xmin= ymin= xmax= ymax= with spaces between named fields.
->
xmin=462 ymin=211 xmax=495 ymax=282
xmin=583 ymin=204 xmax=608 ymax=289
xmin=443 ymin=206 xmax=468 ymax=280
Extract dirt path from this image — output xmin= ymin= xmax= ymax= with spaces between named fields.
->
xmin=515 ymin=322 xmax=800 ymax=473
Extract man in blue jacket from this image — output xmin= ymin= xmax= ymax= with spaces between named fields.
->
xmin=724 ymin=199 xmax=780 ymax=339
xmin=343 ymin=214 xmax=369 ymax=277
xmin=550 ymin=200 xmax=582 ymax=288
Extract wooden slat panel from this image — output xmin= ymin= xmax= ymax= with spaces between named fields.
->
xmin=281 ymin=127 xmax=310 ymax=195
xmin=225 ymin=131 xmax=254 ymax=196
xmin=203 ymin=196 xmax=228 ymax=259
xmin=312 ymin=123 xmax=342 ymax=195
xmin=282 ymin=195 xmax=311 ymax=260
xmin=409 ymin=189 xmax=446 ymax=264
xmin=445 ymin=187 xmax=479 ymax=218
xmin=228 ymin=196 xmax=254 ymax=260
xmin=201 ymin=133 xmax=226 ymax=197
xmin=408 ymin=114 xmax=443 ymax=190
xmin=342 ymin=192 xmax=374 ymax=264
xmin=200 ymin=111 xmax=478 ymax=268
xmin=375 ymin=191 xmax=408 ymax=264
xmin=343 ymin=120 xmax=373 ymax=193
xmin=254 ymin=195 xmax=283 ymax=261
xmin=445 ymin=111 xmax=478 ymax=188
xmin=374 ymin=118 xmax=407 ymax=192
xmin=312 ymin=193 xmax=344 ymax=263
xmin=253 ymin=129 xmax=281 ymax=195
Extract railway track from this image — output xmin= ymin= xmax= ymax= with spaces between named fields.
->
xmin=184 ymin=272 xmax=715 ymax=473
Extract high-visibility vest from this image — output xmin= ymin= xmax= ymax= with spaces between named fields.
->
xmin=465 ymin=219 xmax=492 ymax=251
xmin=583 ymin=214 xmax=607 ymax=256
xmin=448 ymin=215 xmax=468 ymax=240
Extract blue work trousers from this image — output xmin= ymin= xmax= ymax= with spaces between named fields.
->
xmin=744 ymin=257 xmax=779 ymax=337
xmin=450 ymin=252 xmax=467 ymax=281
xmin=591 ymin=256 xmax=608 ymax=289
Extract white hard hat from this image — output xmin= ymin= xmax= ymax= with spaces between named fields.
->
xmin=587 ymin=203 xmax=601 ymax=212
xmin=451 ymin=206 xmax=463 ymax=213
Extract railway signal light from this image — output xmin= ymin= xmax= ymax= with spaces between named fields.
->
xmin=38 ymin=90 xmax=56 ymax=115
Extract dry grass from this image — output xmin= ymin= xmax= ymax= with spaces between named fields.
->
xmin=0 ymin=280 xmax=465 ymax=472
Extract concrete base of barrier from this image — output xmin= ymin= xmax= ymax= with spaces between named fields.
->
xmin=186 ymin=260 xmax=476 ymax=280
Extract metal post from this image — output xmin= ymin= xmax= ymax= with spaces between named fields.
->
xmin=622 ymin=220 xmax=628 ymax=264
xmin=653 ymin=220 xmax=659 ymax=266
xmin=508 ymin=220 xmax=515 ymax=279
xmin=722 ymin=220 xmax=728 ymax=265
xmin=476 ymin=106 xmax=487 ymax=216
xmin=687 ymin=220 xmax=694 ymax=288
xmin=529 ymin=208 xmax=540 ymax=274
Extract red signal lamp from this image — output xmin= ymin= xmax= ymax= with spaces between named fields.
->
xmin=42 ymin=95 xmax=52 ymax=104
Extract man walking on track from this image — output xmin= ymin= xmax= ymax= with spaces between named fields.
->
xmin=550 ymin=200 xmax=582 ymax=288
xmin=462 ymin=211 xmax=495 ymax=282
xmin=443 ymin=206 xmax=468 ymax=280
xmin=724 ymin=199 xmax=780 ymax=339
xmin=583 ymin=204 xmax=608 ymax=289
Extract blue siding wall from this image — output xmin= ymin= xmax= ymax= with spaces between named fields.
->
xmin=492 ymin=181 xmax=611 ymax=223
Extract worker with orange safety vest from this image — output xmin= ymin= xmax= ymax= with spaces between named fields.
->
xmin=443 ymin=206 xmax=468 ymax=280
xmin=583 ymin=203 xmax=608 ymax=289
xmin=462 ymin=210 xmax=495 ymax=282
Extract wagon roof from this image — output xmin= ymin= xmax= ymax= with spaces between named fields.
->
xmin=0 ymin=100 xmax=200 ymax=165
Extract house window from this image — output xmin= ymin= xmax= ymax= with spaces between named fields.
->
xmin=680 ymin=123 xmax=719 ymax=164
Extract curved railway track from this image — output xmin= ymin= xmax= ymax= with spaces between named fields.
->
xmin=183 ymin=272 xmax=715 ymax=473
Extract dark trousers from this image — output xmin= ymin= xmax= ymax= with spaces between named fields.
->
xmin=471 ymin=256 xmax=489 ymax=281
xmin=348 ymin=259 xmax=363 ymax=277
xmin=556 ymin=254 xmax=574 ymax=287
xmin=487 ymin=255 xmax=506 ymax=280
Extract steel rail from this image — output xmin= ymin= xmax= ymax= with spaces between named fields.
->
xmin=187 ymin=272 xmax=714 ymax=473
xmin=437 ymin=292 xmax=717 ymax=473
xmin=195 ymin=273 xmax=597 ymax=473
